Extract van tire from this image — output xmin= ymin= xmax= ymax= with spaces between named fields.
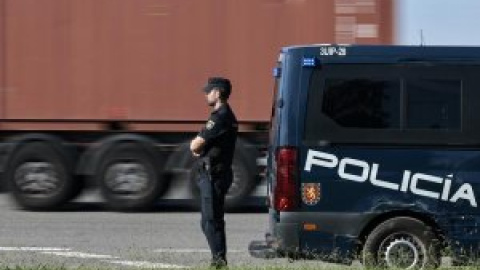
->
xmin=6 ymin=142 xmax=78 ymax=210
xmin=362 ymin=217 xmax=441 ymax=269
xmin=97 ymin=143 xmax=165 ymax=211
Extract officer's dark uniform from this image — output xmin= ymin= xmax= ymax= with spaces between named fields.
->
xmin=196 ymin=91 xmax=238 ymax=267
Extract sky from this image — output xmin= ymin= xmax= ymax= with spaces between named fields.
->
xmin=396 ymin=0 xmax=480 ymax=46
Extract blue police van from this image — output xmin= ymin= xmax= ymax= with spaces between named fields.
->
xmin=250 ymin=45 xmax=480 ymax=269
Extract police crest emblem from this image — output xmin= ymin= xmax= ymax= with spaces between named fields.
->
xmin=302 ymin=183 xmax=321 ymax=206
xmin=206 ymin=120 xmax=215 ymax=130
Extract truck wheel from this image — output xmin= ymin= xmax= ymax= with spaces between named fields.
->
xmin=97 ymin=143 xmax=165 ymax=211
xmin=225 ymin=154 xmax=256 ymax=209
xmin=190 ymin=148 xmax=257 ymax=211
xmin=362 ymin=217 xmax=441 ymax=269
xmin=6 ymin=142 xmax=78 ymax=210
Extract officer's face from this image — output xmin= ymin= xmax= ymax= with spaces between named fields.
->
xmin=205 ymin=89 xmax=220 ymax=107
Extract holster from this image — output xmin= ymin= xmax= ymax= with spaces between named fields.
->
xmin=200 ymin=157 xmax=212 ymax=172
xmin=197 ymin=157 xmax=227 ymax=180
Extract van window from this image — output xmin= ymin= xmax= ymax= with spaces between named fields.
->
xmin=304 ymin=64 xmax=402 ymax=142
xmin=406 ymin=79 xmax=461 ymax=130
xmin=322 ymin=78 xmax=401 ymax=129
xmin=304 ymin=64 xmax=465 ymax=145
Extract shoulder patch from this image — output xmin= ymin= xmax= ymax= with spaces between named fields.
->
xmin=206 ymin=120 xmax=215 ymax=130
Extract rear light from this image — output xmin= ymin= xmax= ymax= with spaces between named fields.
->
xmin=274 ymin=147 xmax=298 ymax=211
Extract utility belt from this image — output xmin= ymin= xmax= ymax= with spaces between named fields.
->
xmin=199 ymin=157 xmax=229 ymax=175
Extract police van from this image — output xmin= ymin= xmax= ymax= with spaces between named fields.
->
xmin=250 ymin=45 xmax=480 ymax=269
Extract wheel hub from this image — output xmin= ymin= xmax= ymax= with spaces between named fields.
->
xmin=384 ymin=237 xmax=421 ymax=269
xmin=105 ymin=163 xmax=149 ymax=194
xmin=14 ymin=162 xmax=60 ymax=195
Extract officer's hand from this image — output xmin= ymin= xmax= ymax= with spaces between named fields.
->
xmin=190 ymin=136 xmax=206 ymax=156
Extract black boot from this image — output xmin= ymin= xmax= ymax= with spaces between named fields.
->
xmin=210 ymin=258 xmax=227 ymax=269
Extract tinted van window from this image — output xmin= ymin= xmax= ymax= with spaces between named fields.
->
xmin=304 ymin=64 xmax=401 ymax=142
xmin=304 ymin=64 xmax=465 ymax=145
xmin=406 ymin=79 xmax=461 ymax=130
xmin=322 ymin=78 xmax=401 ymax=129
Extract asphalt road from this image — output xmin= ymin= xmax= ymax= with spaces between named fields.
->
xmin=0 ymin=193 xmax=341 ymax=269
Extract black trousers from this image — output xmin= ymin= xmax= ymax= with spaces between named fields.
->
xmin=197 ymin=169 xmax=233 ymax=262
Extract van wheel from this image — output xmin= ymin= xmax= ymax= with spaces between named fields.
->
xmin=362 ymin=217 xmax=441 ymax=269
xmin=6 ymin=142 xmax=78 ymax=210
xmin=97 ymin=143 xmax=165 ymax=211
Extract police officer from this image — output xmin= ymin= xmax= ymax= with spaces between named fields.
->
xmin=190 ymin=77 xmax=238 ymax=269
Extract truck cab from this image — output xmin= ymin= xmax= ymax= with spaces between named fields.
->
xmin=251 ymin=44 xmax=480 ymax=269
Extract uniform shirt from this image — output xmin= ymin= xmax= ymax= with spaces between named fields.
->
xmin=198 ymin=104 xmax=238 ymax=172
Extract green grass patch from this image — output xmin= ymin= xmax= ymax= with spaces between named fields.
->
xmin=1 ymin=265 xmax=480 ymax=270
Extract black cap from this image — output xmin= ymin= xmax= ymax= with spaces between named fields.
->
xmin=203 ymin=77 xmax=232 ymax=99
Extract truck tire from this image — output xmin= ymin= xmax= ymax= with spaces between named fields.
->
xmin=97 ymin=143 xmax=165 ymax=211
xmin=362 ymin=217 xmax=441 ymax=269
xmin=6 ymin=142 xmax=79 ymax=210
xmin=189 ymin=145 xmax=258 ymax=211
xmin=226 ymin=152 xmax=257 ymax=209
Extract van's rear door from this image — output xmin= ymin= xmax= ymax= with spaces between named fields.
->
xmin=266 ymin=53 xmax=284 ymax=211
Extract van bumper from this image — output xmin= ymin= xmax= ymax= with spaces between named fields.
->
xmin=248 ymin=224 xmax=299 ymax=259
xmin=249 ymin=210 xmax=300 ymax=259
xmin=250 ymin=210 xmax=377 ymax=261
xmin=248 ymin=233 xmax=279 ymax=259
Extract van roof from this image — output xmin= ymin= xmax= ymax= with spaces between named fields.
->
xmin=282 ymin=44 xmax=480 ymax=63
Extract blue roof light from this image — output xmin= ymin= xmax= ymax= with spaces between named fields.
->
xmin=302 ymin=57 xmax=318 ymax=67
xmin=272 ymin=67 xmax=282 ymax=78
